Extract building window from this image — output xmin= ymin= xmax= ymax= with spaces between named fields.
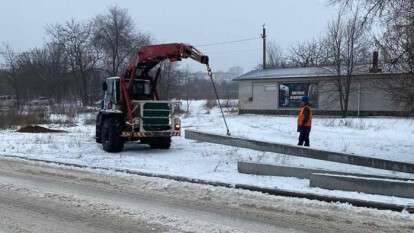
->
xmin=279 ymin=83 xmax=318 ymax=108
xmin=264 ymin=85 xmax=277 ymax=91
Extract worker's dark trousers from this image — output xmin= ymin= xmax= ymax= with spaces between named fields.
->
xmin=298 ymin=127 xmax=311 ymax=147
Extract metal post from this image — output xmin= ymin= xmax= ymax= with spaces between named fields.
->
xmin=261 ymin=24 xmax=266 ymax=70
xmin=357 ymin=81 xmax=361 ymax=117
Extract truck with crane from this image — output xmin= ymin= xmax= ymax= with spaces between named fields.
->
xmin=95 ymin=43 xmax=227 ymax=152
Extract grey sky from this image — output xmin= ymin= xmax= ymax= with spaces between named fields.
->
xmin=0 ymin=0 xmax=337 ymax=72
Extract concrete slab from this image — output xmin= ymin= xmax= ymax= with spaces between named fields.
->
xmin=237 ymin=161 xmax=414 ymax=181
xmin=185 ymin=130 xmax=414 ymax=174
xmin=310 ymin=173 xmax=414 ymax=199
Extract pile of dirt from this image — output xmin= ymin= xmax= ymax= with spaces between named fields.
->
xmin=16 ymin=125 xmax=67 ymax=133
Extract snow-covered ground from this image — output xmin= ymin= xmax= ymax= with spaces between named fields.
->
xmin=1 ymin=100 xmax=414 ymax=208
xmin=186 ymin=101 xmax=414 ymax=163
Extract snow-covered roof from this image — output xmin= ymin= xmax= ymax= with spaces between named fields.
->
xmin=234 ymin=65 xmax=402 ymax=81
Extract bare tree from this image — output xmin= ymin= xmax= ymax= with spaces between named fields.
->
xmin=332 ymin=0 xmax=414 ymax=111
xmin=289 ymin=39 xmax=328 ymax=67
xmin=326 ymin=12 xmax=346 ymax=75
xmin=92 ymin=6 xmax=151 ymax=76
xmin=267 ymin=41 xmax=288 ymax=68
xmin=1 ymin=43 xmax=68 ymax=105
xmin=158 ymin=61 xmax=178 ymax=100
xmin=329 ymin=0 xmax=409 ymax=24
xmin=332 ymin=0 xmax=413 ymax=66
xmin=15 ymin=43 xmax=72 ymax=102
xmin=183 ymin=67 xmax=192 ymax=112
xmin=256 ymin=41 xmax=287 ymax=69
xmin=325 ymin=10 xmax=370 ymax=117
xmin=14 ymin=48 xmax=50 ymax=101
xmin=47 ymin=19 xmax=100 ymax=105
xmin=324 ymin=12 xmax=347 ymax=116
xmin=374 ymin=1 xmax=414 ymax=111
xmin=0 ymin=44 xmax=22 ymax=106
xmin=42 ymin=42 xmax=70 ymax=102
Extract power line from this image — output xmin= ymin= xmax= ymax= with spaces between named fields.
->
xmin=195 ymin=37 xmax=260 ymax=47
xmin=206 ymin=47 xmax=261 ymax=56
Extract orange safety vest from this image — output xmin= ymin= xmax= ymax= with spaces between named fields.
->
xmin=297 ymin=106 xmax=312 ymax=128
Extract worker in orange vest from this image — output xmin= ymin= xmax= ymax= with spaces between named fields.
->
xmin=297 ymin=96 xmax=312 ymax=147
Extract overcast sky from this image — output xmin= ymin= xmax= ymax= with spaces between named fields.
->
xmin=0 ymin=0 xmax=338 ymax=72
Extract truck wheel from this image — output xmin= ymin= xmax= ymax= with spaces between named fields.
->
xmin=95 ymin=113 xmax=102 ymax=143
xmin=149 ymin=137 xmax=171 ymax=149
xmin=101 ymin=117 xmax=124 ymax=152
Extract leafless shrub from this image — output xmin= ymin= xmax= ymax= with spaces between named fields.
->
xmin=49 ymin=105 xmax=69 ymax=115
xmin=273 ymin=154 xmax=290 ymax=165
xmin=222 ymin=99 xmax=239 ymax=113
xmin=50 ymin=117 xmax=76 ymax=126
xmin=77 ymin=106 xmax=99 ymax=114
xmin=83 ymin=116 xmax=96 ymax=125
xmin=341 ymin=140 xmax=351 ymax=153
xmin=48 ymin=104 xmax=98 ymax=125
xmin=213 ymin=160 xmax=223 ymax=172
xmin=173 ymin=103 xmax=186 ymax=115
xmin=0 ymin=109 xmax=48 ymax=129
xmin=204 ymin=99 xmax=217 ymax=109
xmin=47 ymin=105 xmax=77 ymax=125
xmin=225 ymin=107 xmax=238 ymax=114
xmin=222 ymin=99 xmax=238 ymax=108
xmin=321 ymin=118 xmax=371 ymax=130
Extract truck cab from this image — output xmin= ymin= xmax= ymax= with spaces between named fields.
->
xmin=101 ymin=77 xmax=152 ymax=111
xmin=96 ymin=77 xmax=181 ymax=152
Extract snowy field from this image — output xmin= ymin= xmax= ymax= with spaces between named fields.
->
xmin=1 ymin=100 xmax=414 ymax=208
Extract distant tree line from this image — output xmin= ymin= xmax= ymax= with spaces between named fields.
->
xmin=157 ymin=63 xmax=239 ymax=101
xmin=0 ymin=6 xmax=238 ymax=107
xmin=0 ymin=6 xmax=151 ymax=106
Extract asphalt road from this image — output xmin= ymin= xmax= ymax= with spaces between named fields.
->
xmin=0 ymin=157 xmax=412 ymax=233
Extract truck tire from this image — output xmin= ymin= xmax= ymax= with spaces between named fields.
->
xmin=101 ymin=117 xmax=124 ymax=152
xmin=149 ymin=137 xmax=171 ymax=149
xmin=95 ymin=113 xmax=102 ymax=143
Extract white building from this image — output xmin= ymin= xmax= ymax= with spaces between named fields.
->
xmin=234 ymin=66 xmax=411 ymax=116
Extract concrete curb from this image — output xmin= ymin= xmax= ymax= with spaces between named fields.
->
xmin=185 ymin=130 xmax=414 ymax=174
xmin=1 ymin=154 xmax=413 ymax=213
xmin=235 ymin=184 xmax=414 ymax=213
xmin=310 ymin=173 xmax=414 ymax=199
xmin=237 ymin=161 xmax=414 ymax=181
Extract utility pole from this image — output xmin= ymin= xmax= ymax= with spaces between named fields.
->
xmin=261 ymin=24 xmax=267 ymax=70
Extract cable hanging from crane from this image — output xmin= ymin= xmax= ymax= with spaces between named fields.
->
xmin=206 ymin=64 xmax=231 ymax=136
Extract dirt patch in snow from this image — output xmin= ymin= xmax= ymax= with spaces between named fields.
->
xmin=16 ymin=125 xmax=67 ymax=133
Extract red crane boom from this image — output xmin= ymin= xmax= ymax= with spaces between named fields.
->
xmin=119 ymin=43 xmax=209 ymax=122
